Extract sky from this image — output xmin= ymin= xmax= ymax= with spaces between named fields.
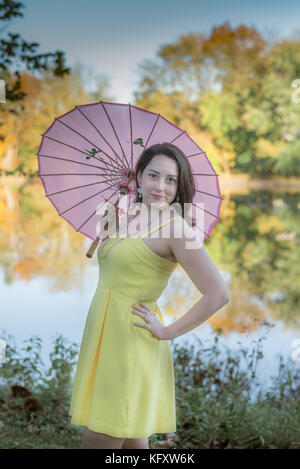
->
xmin=7 ymin=0 xmax=300 ymax=103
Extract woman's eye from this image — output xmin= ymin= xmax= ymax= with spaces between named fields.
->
xmin=149 ymin=173 xmax=176 ymax=182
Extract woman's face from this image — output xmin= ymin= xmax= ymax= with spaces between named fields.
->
xmin=137 ymin=154 xmax=179 ymax=211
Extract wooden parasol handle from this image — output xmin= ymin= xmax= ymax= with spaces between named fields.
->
xmin=86 ymin=235 xmax=101 ymax=258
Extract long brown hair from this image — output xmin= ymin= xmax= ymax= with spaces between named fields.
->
xmin=134 ymin=142 xmax=195 ymax=226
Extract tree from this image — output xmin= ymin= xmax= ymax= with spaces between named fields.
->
xmin=134 ymin=22 xmax=300 ymax=176
xmin=0 ymin=0 xmax=70 ymax=107
xmin=0 ymin=63 xmax=114 ymax=177
xmin=134 ymin=22 xmax=269 ymax=102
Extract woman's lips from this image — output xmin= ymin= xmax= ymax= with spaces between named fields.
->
xmin=151 ymin=194 xmax=165 ymax=199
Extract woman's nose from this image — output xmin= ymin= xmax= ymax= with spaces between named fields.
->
xmin=155 ymin=180 xmax=165 ymax=191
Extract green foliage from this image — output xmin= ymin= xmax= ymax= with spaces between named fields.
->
xmin=134 ymin=23 xmax=300 ymax=177
xmin=0 ymin=331 xmax=80 ymax=449
xmin=169 ymin=327 xmax=300 ymax=449
xmin=274 ymin=139 xmax=300 ymax=176
xmin=0 ymin=327 xmax=299 ymax=449
xmin=221 ymin=192 xmax=300 ymax=322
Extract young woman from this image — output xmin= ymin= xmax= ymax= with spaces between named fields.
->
xmin=69 ymin=143 xmax=229 ymax=449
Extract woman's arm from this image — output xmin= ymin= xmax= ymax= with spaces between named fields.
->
xmin=164 ymin=218 xmax=229 ymax=340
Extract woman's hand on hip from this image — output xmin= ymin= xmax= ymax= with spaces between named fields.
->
xmin=131 ymin=302 xmax=169 ymax=340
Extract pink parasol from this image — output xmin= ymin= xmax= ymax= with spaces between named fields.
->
xmin=37 ymin=101 xmax=223 ymax=257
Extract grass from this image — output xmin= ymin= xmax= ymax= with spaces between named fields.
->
xmin=0 ymin=324 xmax=299 ymax=449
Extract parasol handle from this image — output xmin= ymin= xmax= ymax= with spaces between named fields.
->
xmin=86 ymin=185 xmax=132 ymax=258
xmin=86 ymin=235 xmax=101 ymax=258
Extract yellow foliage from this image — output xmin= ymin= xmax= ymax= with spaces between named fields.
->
xmin=0 ymin=141 xmax=5 ymax=157
xmin=256 ymin=137 xmax=285 ymax=159
xmin=20 ymin=72 xmax=42 ymax=97
xmin=257 ymin=215 xmax=283 ymax=235
xmin=0 ymin=65 xmax=112 ymax=173
xmin=222 ymin=201 xmax=236 ymax=219
xmin=13 ymin=260 xmax=39 ymax=281
xmin=0 ymin=200 xmax=7 ymax=223
xmin=6 ymin=134 xmax=17 ymax=146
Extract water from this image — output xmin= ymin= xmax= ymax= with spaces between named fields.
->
xmin=1 ymin=259 xmax=299 ymax=402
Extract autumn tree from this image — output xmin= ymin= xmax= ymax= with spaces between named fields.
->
xmin=134 ymin=22 xmax=300 ymax=176
xmin=0 ymin=63 xmax=114 ymax=176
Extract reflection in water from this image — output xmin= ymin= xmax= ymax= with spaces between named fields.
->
xmin=0 ymin=178 xmax=87 ymax=289
xmin=1 ymin=178 xmax=300 ymax=326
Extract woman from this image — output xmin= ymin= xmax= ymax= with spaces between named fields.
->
xmin=69 ymin=143 xmax=229 ymax=449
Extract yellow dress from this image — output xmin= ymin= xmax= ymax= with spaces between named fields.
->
xmin=69 ymin=216 xmax=180 ymax=438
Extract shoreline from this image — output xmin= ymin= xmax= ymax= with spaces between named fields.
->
xmin=219 ymin=174 xmax=300 ymax=194
xmin=1 ymin=174 xmax=300 ymax=194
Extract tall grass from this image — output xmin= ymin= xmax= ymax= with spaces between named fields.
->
xmin=0 ymin=325 xmax=299 ymax=449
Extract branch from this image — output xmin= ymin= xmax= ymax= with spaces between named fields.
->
xmin=0 ymin=0 xmax=24 ymax=21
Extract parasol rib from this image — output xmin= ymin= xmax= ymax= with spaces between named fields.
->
xmin=186 ymin=151 xmax=207 ymax=158
xmin=46 ymin=179 xmax=117 ymax=197
xmin=40 ymin=173 xmax=124 ymax=177
xmin=100 ymin=101 xmax=130 ymax=168
xmin=169 ymin=130 xmax=186 ymax=143
xmin=129 ymin=103 xmax=133 ymax=170
xmin=37 ymin=153 xmax=120 ymax=177
xmin=143 ymin=114 xmax=160 ymax=150
xmin=194 ymin=189 xmax=224 ymax=200
xmin=59 ymin=180 xmax=122 ymax=216
xmin=191 ymin=202 xmax=222 ymax=221
xmin=194 ymin=224 xmax=209 ymax=238
xmin=192 ymin=173 xmax=220 ymax=176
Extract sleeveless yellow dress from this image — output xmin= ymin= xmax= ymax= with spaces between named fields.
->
xmin=69 ymin=216 xmax=179 ymax=438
